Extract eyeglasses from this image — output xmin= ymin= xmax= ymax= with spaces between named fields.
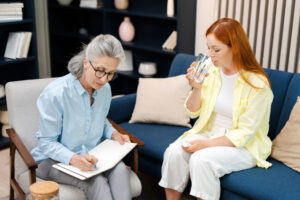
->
xmin=89 ymin=60 xmax=117 ymax=81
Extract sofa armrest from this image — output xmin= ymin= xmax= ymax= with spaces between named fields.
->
xmin=108 ymin=93 xmax=136 ymax=123
xmin=107 ymin=118 xmax=144 ymax=147
xmin=7 ymin=128 xmax=37 ymax=170
xmin=107 ymin=118 xmax=144 ymax=174
xmin=7 ymin=128 xmax=37 ymax=200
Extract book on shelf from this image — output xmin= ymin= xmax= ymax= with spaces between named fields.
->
xmin=80 ymin=0 xmax=103 ymax=8
xmin=52 ymin=139 xmax=137 ymax=180
xmin=0 ymin=2 xmax=24 ymax=8
xmin=4 ymin=32 xmax=32 ymax=59
xmin=0 ymin=2 xmax=23 ymax=22
xmin=22 ymin=32 xmax=32 ymax=58
xmin=162 ymin=30 xmax=177 ymax=51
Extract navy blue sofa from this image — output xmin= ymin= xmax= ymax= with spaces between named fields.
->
xmin=108 ymin=53 xmax=300 ymax=200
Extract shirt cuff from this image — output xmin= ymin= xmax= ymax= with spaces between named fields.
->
xmin=63 ymin=150 xmax=76 ymax=165
xmin=105 ymin=126 xmax=115 ymax=139
xmin=225 ymin=130 xmax=247 ymax=148
xmin=183 ymin=92 xmax=201 ymax=119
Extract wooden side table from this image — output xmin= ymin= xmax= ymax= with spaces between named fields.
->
xmin=29 ymin=181 xmax=59 ymax=200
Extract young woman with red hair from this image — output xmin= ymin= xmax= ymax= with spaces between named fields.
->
xmin=159 ymin=18 xmax=273 ymax=200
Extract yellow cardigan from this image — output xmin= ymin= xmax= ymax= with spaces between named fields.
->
xmin=181 ymin=66 xmax=274 ymax=168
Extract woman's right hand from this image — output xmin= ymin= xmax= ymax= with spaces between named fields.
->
xmin=185 ymin=62 xmax=208 ymax=89
xmin=70 ymin=154 xmax=98 ymax=171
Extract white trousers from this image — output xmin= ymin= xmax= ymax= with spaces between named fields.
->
xmin=159 ymin=133 xmax=256 ymax=200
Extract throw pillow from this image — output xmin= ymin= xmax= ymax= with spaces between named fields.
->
xmin=271 ymin=97 xmax=300 ymax=172
xmin=129 ymin=75 xmax=192 ymax=127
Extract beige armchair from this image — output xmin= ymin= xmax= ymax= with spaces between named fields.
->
xmin=5 ymin=78 xmax=143 ymax=200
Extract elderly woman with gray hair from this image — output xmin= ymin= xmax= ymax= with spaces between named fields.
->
xmin=31 ymin=34 xmax=131 ymax=200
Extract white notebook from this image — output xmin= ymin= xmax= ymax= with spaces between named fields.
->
xmin=53 ymin=139 xmax=137 ymax=180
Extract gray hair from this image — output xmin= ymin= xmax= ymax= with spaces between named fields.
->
xmin=67 ymin=34 xmax=124 ymax=78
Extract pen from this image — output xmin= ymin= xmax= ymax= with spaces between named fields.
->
xmin=81 ymin=145 xmax=97 ymax=169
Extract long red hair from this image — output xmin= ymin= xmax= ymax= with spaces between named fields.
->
xmin=206 ymin=18 xmax=271 ymax=88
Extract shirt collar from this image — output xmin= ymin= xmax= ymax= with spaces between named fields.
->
xmin=72 ymin=74 xmax=86 ymax=96
xmin=92 ymin=90 xmax=98 ymax=98
xmin=213 ymin=66 xmax=244 ymax=83
xmin=72 ymin=73 xmax=103 ymax=98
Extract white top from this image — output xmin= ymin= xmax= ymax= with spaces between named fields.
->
xmin=213 ymin=69 xmax=239 ymax=129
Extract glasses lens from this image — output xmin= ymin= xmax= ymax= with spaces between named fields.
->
xmin=95 ymin=71 xmax=105 ymax=78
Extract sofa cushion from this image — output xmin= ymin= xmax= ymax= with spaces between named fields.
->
xmin=276 ymin=73 xmax=300 ymax=135
xmin=119 ymin=122 xmax=189 ymax=161
xmin=129 ymin=75 xmax=192 ymax=127
xmin=271 ymin=97 xmax=300 ymax=172
xmin=264 ymin=69 xmax=293 ymax=139
xmin=221 ymin=158 xmax=300 ymax=200
xmin=108 ymin=93 xmax=136 ymax=123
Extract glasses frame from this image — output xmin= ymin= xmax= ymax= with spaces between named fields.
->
xmin=89 ymin=60 xmax=118 ymax=81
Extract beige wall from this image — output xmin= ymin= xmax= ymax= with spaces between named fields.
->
xmin=34 ymin=0 xmax=51 ymax=78
xmin=195 ymin=0 xmax=218 ymax=55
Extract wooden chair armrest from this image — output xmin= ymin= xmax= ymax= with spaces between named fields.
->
xmin=7 ymin=128 xmax=37 ymax=170
xmin=107 ymin=118 xmax=144 ymax=147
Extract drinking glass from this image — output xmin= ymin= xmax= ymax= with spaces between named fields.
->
xmin=189 ymin=54 xmax=212 ymax=83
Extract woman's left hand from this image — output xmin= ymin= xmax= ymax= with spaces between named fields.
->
xmin=182 ymin=139 xmax=211 ymax=153
xmin=112 ymin=131 xmax=130 ymax=144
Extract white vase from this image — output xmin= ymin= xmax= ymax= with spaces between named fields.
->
xmin=138 ymin=62 xmax=157 ymax=77
xmin=114 ymin=0 xmax=129 ymax=10
xmin=167 ymin=0 xmax=174 ymax=17
xmin=119 ymin=17 xmax=135 ymax=42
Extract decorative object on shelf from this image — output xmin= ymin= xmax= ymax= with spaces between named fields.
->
xmin=57 ymin=0 xmax=73 ymax=6
xmin=0 ymin=105 xmax=9 ymax=137
xmin=118 ymin=50 xmax=133 ymax=71
xmin=78 ymin=27 xmax=89 ymax=36
xmin=119 ymin=17 xmax=135 ymax=42
xmin=1 ymin=124 xmax=9 ymax=138
xmin=0 ymin=85 xmax=5 ymax=98
xmin=80 ymin=0 xmax=103 ymax=8
xmin=114 ymin=0 xmax=129 ymax=10
xmin=138 ymin=62 xmax=157 ymax=77
xmin=0 ymin=105 xmax=9 ymax=138
xmin=167 ymin=0 xmax=174 ymax=17
xmin=162 ymin=30 xmax=177 ymax=51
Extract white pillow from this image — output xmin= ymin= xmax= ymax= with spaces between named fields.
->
xmin=129 ymin=75 xmax=192 ymax=127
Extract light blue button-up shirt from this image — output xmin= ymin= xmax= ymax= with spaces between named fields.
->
xmin=31 ymin=73 xmax=115 ymax=165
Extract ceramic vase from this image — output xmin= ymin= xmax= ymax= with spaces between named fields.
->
xmin=167 ymin=0 xmax=174 ymax=17
xmin=119 ymin=17 xmax=135 ymax=42
xmin=114 ymin=0 xmax=129 ymax=10
xmin=138 ymin=62 xmax=157 ymax=77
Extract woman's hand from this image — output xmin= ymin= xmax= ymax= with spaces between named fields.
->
xmin=185 ymin=62 xmax=209 ymax=89
xmin=182 ymin=139 xmax=211 ymax=153
xmin=112 ymin=131 xmax=130 ymax=144
xmin=70 ymin=154 xmax=98 ymax=171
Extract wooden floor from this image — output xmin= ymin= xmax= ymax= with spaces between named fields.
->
xmin=0 ymin=148 xmax=9 ymax=200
